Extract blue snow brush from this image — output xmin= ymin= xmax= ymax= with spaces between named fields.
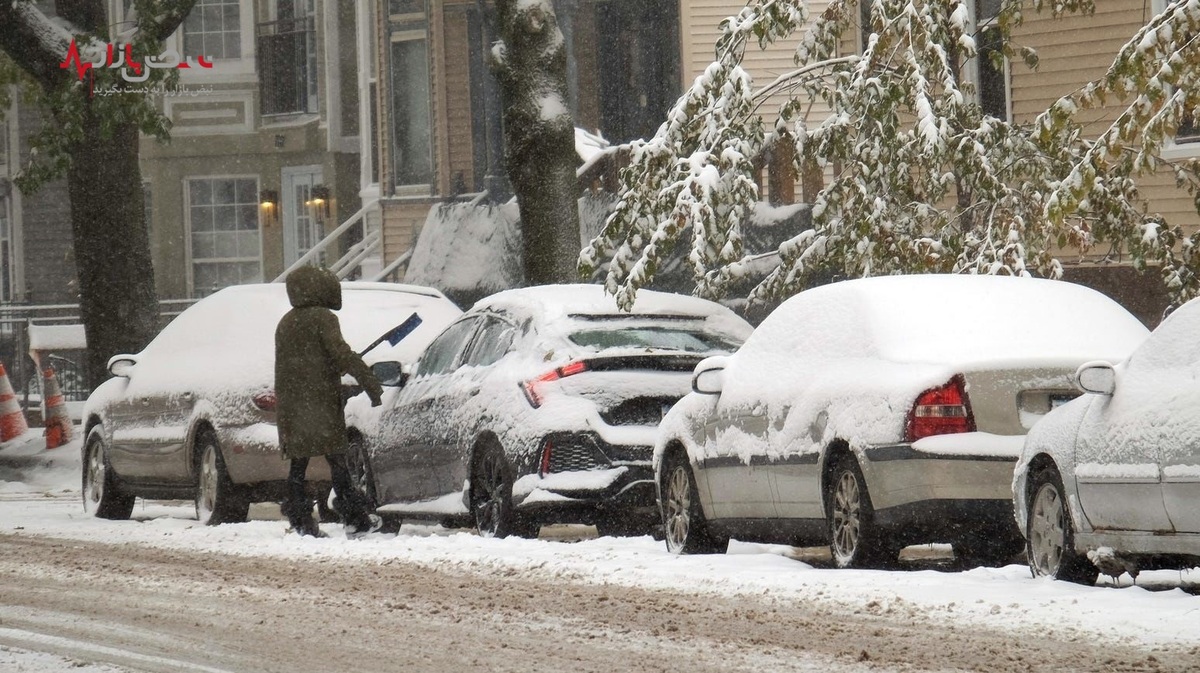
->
xmin=359 ymin=312 xmax=423 ymax=357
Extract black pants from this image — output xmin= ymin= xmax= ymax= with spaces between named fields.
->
xmin=282 ymin=454 xmax=370 ymax=528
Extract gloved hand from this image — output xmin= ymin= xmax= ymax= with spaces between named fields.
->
xmin=367 ymin=382 xmax=384 ymax=407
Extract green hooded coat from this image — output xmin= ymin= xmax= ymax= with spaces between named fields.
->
xmin=275 ymin=267 xmax=382 ymax=460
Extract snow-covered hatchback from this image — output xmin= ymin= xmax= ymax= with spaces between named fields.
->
xmin=344 ymin=284 xmax=753 ymax=538
xmin=655 ymin=275 xmax=1149 ymax=568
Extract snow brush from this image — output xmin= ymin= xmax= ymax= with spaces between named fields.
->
xmin=359 ymin=312 xmax=423 ymax=357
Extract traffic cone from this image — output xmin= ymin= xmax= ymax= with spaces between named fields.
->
xmin=0 ymin=362 xmax=29 ymax=443
xmin=42 ymin=366 xmax=73 ymax=449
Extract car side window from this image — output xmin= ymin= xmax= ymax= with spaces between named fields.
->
xmin=463 ymin=317 xmax=516 ymax=368
xmin=415 ymin=318 xmax=480 ymax=377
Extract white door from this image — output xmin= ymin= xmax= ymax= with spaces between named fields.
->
xmin=282 ymin=166 xmax=324 ymax=267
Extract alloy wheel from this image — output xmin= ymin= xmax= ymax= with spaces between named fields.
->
xmin=474 ymin=451 xmax=506 ymax=537
xmin=1028 ymin=481 xmax=1067 ymax=576
xmin=196 ymin=444 xmax=219 ymax=522
xmin=663 ymin=464 xmax=692 ymax=553
xmin=830 ymin=470 xmax=863 ymax=565
xmin=83 ymin=439 xmax=106 ymax=513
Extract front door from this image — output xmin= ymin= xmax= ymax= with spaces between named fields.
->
xmin=281 ymin=166 xmax=324 ymax=267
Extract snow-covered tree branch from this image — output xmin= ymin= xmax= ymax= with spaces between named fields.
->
xmin=579 ymin=0 xmax=1177 ymax=310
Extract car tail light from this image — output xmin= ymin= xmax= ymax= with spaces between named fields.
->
xmin=252 ymin=389 xmax=277 ymax=412
xmin=905 ymin=375 xmax=975 ymax=442
xmin=539 ymin=438 xmax=553 ymax=476
xmin=520 ymin=361 xmax=590 ymax=408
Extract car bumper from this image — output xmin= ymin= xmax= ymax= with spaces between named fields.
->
xmin=511 ymin=463 xmax=658 ymax=524
xmin=217 ymin=422 xmax=331 ymax=485
xmin=863 ymin=439 xmax=1021 ymax=540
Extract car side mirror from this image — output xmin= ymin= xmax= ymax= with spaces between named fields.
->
xmin=371 ymin=361 xmax=408 ymax=388
xmin=1076 ymin=361 xmax=1116 ymax=396
xmin=107 ymin=354 xmax=138 ymax=378
xmin=692 ymin=355 xmax=729 ymax=395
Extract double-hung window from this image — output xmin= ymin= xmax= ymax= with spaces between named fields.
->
xmin=187 ymin=177 xmax=262 ymax=296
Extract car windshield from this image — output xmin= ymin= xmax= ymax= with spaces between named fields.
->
xmin=568 ymin=324 xmax=741 ymax=353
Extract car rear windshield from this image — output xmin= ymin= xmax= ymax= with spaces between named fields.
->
xmin=568 ymin=325 xmax=741 ymax=353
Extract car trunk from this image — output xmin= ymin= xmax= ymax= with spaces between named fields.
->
xmin=552 ymin=353 xmax=703 ymax=429
xmin=961 ymin=365 xmax=1081 ymax=435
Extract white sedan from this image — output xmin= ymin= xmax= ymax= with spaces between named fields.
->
xmin=1015 ymin=296 xmax=1200 ymax=584
xmin=655 ymin=275 xmax=1149 ymax=568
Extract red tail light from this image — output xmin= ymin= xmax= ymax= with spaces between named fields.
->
xmin=520 ymin=361 xmax=590 ymax=408
xmin=252 ymin=389 xmax=277 ymax=412
xmin=539 ymin=439 xmax=553 ymax=476
xmin=905 ymin=375 xmax=974 ymax=442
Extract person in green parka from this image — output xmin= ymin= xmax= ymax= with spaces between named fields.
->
xmin=276 ymin=266 xmax=384 ymax=538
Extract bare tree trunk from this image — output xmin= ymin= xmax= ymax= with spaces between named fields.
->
xmin=66 ymin=112 xmax=160 ymax=389
xmin=490 ymin=0 xmax=581 ymax=286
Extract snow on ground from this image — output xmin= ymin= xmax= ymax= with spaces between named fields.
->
xmin=3 ymin=431 xmax=1200 ymax=667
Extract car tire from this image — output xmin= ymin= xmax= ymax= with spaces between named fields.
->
xmin=195 ymin=435 xmax=249 ymax=526
xmin=346 ymin=433 xmax=379 ymax=510
xmin=82 ymin=427 xmax=134 ymax=520
xmin=1026 ymin=465 xmax=1098 ymax=585
xmin=661 ymin=451 xmax=728 ymax=554
xmin=471 ymin=444 xmax=538 ymax=539
xmin=827 ymin=454 xmax=895 ymax=569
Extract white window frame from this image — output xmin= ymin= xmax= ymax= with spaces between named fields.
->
xmin=1152 ymin=0 xmax=1200 ymax=159
xmin=388 ymin=28 xmax=434 ymax=193
xmin=966 ymin=0 xmax=1011 ymax=122
xmin=172 ymin=0 xmax=256 ymax=82
xmin=183 ymin=174 xmax=264 ymax=297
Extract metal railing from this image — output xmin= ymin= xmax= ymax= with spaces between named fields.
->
xmin=0 ymin=299 xmax=198 ymax=405
xmin=256 ymin=16 xmax=317 ymax=116
xmin=274 ymin=202 xmax=386 ymax=282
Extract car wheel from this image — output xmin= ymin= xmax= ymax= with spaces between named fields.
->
xmin=81 ymin=428 xmax=134 ymax=520
xmin=661 ymin=451 xmax=728 ymax=554
xmin=1026 ymin=465 xmax=1098 ymax=585
xmin=827 ymin=454 xmax=894 ymax=569
xmin=195 ymin=435 xmax=249 ymax=526
xmin=346 ymin=433 xmax=379 ymax=509
xmin=471 ymin=444 xmax=538 ymax=539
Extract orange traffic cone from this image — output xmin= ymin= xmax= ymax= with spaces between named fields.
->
xmin=42 ymin=366 xmax=73 ymax=449
xmin=0 ymin=362 xmax=29 ymax=443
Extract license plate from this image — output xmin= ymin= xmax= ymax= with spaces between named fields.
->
xmin=1050 ymin=394 xmax=1075 ymax=408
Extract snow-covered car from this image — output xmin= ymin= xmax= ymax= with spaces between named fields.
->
xmin=656 ymin=275 xmax=1149 ymax=568
xmin=343 ymin=284 xmax=753 ymax=538
xmin=81 ymin=282 xmax=462 ymax=524
xmin=1015 ymin=297 xmax=1200 ymax=584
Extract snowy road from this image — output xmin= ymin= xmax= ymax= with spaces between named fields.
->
xmin=2 ymin=440 xmax=1200 ymax=672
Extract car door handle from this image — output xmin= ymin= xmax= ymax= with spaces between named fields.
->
xmin=140 ymin=397 xmax=151 ymax=406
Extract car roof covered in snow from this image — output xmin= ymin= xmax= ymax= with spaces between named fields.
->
xmin=744 ymin=274 xmax=1148 ymax=366
xmin=127 ymin=281 xmax=462 ymax=394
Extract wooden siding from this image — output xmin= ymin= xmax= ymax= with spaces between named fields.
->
xmin=442 ymin=7 xmax=477 ymax=192
xmin=381 ymin=198 xmax=437 ymax=263
xmin=1013 ymin=2 xmax=1199 ymax=231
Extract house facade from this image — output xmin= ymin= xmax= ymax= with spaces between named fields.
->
xmin=135 ymin=0 xmax=367 ymax=299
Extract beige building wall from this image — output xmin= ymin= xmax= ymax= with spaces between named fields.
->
xmin=1012 ymin=2 xmax=1198 ymax=232
xmin=680 ymin=2 xmax=833 ymax=200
